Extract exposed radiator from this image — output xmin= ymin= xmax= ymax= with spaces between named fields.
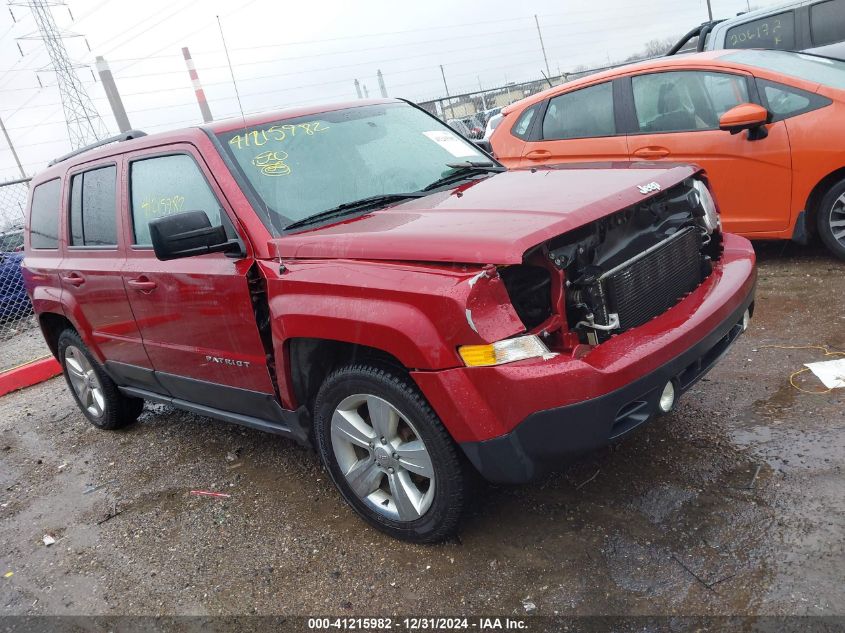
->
xmin=596 ymin=227 xmax=703 ymax=331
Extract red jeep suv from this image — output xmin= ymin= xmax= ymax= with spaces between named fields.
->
xmin=23 ymin=99 xmax=756 ymax=542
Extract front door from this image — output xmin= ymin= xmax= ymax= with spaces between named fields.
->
xmin=625 ymin=69 xmax=792 ymax=235
xmin=120 ymin=146 xmax=277 ymax=416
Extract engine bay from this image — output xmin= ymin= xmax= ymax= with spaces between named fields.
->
xmin=502 ymin=178 xmax=723 ymax=347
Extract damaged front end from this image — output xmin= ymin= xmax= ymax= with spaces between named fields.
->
xmin=467 ymin=176 xmax=723 ymax=358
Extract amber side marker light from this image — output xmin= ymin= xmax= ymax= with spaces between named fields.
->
xmin=459 ymin=335 xmax=552 ymax=367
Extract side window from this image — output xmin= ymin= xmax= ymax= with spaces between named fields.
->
xmin=29 ymin=178 xmax=61 ymax=249
xmin=810 ymin=0 xmax=845 ymax=47
xmin=69 ymin=165 xmax=117 ymax=247
xmin=130 ymin=154 xmax=223 ymax=247
xmin=725 ymin=11 xmax=796 ymax=50
xmin=541 ymin=82 xmax=615 ymax=141
xmin=758 ymin=79 xmax=833 ymax=121
xmin=511 ymin=104 xmax=539 ymax=140
xmin=632 ymin=71 xmax=749 ymax=133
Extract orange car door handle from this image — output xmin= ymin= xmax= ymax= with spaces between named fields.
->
xmin=127 ymin=276 xmax=157 ymax=292
xmin=524 ymin=149 xmax=552 ymax=160
xmin=61 ymin=273 xmax=85 ymax=287
xmin=633 ymin=147 xmax=670 ymax=159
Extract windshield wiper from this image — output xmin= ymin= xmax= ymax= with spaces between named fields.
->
xmin=421 ymin=162 xmax=506 ymax=192
xmin=284 ymin=193 xmax=425 ymax=231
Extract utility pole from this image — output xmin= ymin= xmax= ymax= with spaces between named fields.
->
xmin=377 ymin=69 xmax=387 ymax=98
xmin=95 ymin=55 xmax=130 ymax=132
xmin=182 ymin=47 xmax=213 ymax=123
xmin=0 ymin=116 xmax=26 ymax=179
xmin=354 ymin=79 xmax=363 ymax=99
xmin=363 ymin=84 xmax=369 ymax=98
xmin=16 ymin=0 xmax=110 ymax=149
xmin=534 ymin=14 xmax=551 ymax=80
xmin=477 ymin=76 xmax=488 ymax=110
xmin=706 ymin=0 xmax=713 ymax=20
xmin=440 ymin=64 xmax=453 ymax=119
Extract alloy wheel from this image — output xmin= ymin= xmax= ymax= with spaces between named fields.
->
xmin=829 ymin=192 xmax=845 ymax=247
xmin=64 ymin=345 xmax=105 ymax=418
xmin=330 ymin=393 xmax=435 ymax=522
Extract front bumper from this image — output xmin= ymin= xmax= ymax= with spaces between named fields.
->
xmin=411 ymin=233 xmax=756 ymax=484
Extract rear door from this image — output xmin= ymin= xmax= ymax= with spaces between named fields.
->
xmin=120 ymin=145 xmax=278 ymax=416
xmin=518 ymin=80 xmax=630 ymax=168
xmin=58 ymin=160 xmax=154 ymax=374
xmin=624 ymin=69 xmax=792 ymax=234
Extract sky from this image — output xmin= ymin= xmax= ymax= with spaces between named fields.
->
xmin=0 ymin=0 xmax=785 ymax=181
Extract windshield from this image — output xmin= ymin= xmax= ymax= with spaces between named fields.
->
xmin=216 ymin=102 xmax=489 ymax=234
xmin=724 ymin=50 xmax=845 ymax=89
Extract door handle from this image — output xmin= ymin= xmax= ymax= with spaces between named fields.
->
xmin=524 ymin=149 xmax=552 ymax=160
xmin=61 ymin=273 xmax=85 ymax=287
xmin=127 ymin=276 xmax=157 ymax=292
xmin=633 ymin=146 xmax=670 ymax=159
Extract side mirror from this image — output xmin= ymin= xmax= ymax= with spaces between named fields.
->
xmin=719 ymin=103 xmax=771 ymax=140
xmin=149 ymin=211 xmax=239 ymax=261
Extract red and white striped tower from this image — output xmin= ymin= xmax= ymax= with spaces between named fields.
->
xmin=182 ymin=46 xmax=213 ymax=123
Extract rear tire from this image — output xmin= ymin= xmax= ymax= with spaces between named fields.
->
xmin=313 ymin=364 xmax=467 ymax=543
xmin=57 ymin=329 xmax=143 ymax=430
xmin=816 ymin=179 xmax=845 ymax=261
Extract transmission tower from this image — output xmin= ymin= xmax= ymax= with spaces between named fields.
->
xmin=13 ymin=0 xmax=110 ymax=148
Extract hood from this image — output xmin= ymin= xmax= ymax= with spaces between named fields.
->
xmin=269 ymin=162 xmax=699 ymax=265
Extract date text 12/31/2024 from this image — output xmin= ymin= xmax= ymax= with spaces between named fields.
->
xmin=307 ymin=617 xmax=528 ymax=630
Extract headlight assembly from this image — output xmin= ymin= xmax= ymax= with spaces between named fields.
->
xmin=693 ymin=179 xmax=720 ymax=234
xmin=458 ymin=334 xmax=552 ymax=367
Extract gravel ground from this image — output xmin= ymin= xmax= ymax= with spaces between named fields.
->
xmin=0 ymin=242 xmax=842 ymax=618
xmin=0 ymin=323 xmax=47 ymax=373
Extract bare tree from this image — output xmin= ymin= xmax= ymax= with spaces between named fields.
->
xmin=642 ymin=37 xmax=678 ymax=58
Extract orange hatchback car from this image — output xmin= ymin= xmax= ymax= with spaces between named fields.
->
xmin=491 ymin=50 xmax=845 ymax=259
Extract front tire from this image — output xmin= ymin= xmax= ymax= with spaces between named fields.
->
xmin=57 ymin=329 xmax=143 ymax=430
xmin=313 ymin=364 xmax=467 ymax=543
xmin=817 ymin=179 xmax=845 ymax=261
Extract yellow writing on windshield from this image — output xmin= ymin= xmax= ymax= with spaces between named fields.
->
xmin=252 ymin=150 xmax=290 ymax=177
xmin=229 ymin=121 xmax=329 ymax=150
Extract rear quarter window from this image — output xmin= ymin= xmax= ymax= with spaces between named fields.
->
xmin=29 ymin=178 xmax=61 ymax=249
xmin=511 ymin=104 xmax=539 ymax=140
xmin=725 ymin=11 xmax=796 ymax=50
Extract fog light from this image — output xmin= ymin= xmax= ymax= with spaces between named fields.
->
xmin=658 ymin=381 xmax=676 ymax=414
xmin=742 ymin=308 xmax=751 ymax=332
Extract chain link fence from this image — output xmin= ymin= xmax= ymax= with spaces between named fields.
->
xmin=0 ymin=178 xmax=43 ymax=370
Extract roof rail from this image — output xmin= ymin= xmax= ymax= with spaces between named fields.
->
xmin=47 ymin=129 xmax=148 ymax=167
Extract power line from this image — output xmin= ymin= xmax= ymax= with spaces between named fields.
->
xmin=16 ymin=0 xmax=109 ymax=148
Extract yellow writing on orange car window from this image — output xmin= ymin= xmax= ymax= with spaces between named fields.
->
xmin=141 ymin=194 xmax=185 ymax=219
xmin=228 ymin=121 xmax=329 ymax=150
xmin=252 ymin=150 xmax=290 ymax=177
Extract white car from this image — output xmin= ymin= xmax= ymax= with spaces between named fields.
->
xmin=483 ymin=113 xmax=503 ymax=141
